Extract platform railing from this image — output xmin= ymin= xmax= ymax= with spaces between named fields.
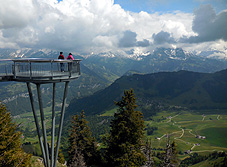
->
xmin=0 ymin=59 xmax=81 ymax=82
xmin=0 ymin=59 xmax=14 ymax=76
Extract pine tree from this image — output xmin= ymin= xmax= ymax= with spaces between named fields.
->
xmin=143 ymin=138 xmax=154 ymax=167
xmin=0 ymin=103 xmax=31 ymax=167
xmin=68 ymin=147 xmax=86 ymax=167
xmin=163 ymin=135 xmax=179 ymax=167
xmin=57 ymin=147 xmax=65 ymax=164
xmin=67 ymin=110 xmax=98 ymax=167
xmin=105 ymin=89 xmax=146 ymax=167
xmin=170 ymin=141 xmax=179 ymax=166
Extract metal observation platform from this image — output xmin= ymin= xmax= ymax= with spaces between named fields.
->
xmin=0 ymin=59 xmax=81 ymax=167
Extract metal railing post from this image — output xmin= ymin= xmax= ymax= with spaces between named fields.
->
xmin=5 ymin=64 xmax=7 ymax=75
xmin=51 ymin=61 xmax=53 ymax=77
xmin=13 ymin=61 xmax=16 ymax=79
xmin=30 ymin=61 xmax=32 ymax=79
xmin=78 ymin=61 xmax=81 ymax=75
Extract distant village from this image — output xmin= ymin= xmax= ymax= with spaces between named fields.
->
xmin=196 ymin=135 xmax=206 ymax=139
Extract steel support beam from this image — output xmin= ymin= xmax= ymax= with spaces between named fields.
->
xmin=26 ymin=82 xmax=47 ymax=167
xmin=37 ymin=83 xmax=50 ymax=167
xmin=26 ymin=81 xmax=70 ymax=167
xmin=54 ymin=81 xmax=69 ymax=167
xmin=51 ymin=83 xmax=56 ymax=167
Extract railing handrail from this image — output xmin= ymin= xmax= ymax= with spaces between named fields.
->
xmin=0 ymin=59 xmax=13 ymax=61
xmin=11 ymin=58 xmax=81 ymax=63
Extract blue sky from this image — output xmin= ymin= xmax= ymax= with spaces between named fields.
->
xmin=57 ymin=0 xmax=227 ymax=13
xmin=113 ymin=0 xmax=227 ymax=13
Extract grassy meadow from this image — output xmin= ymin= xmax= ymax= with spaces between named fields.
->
xmin=13 ymin=106 xmax=227 ymax=162
xmin=100 ymin=108 xmax=227 ymax=160
xmin=144 ymin=110 xmax=227 ymax=159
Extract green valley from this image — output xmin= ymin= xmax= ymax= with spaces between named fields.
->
xmin=145 ymin=110 xmax=227 ymax=156
xmin=98 ymin=108 xmax=227 ymax=165
xmin=13 ymin=105 xmax=227 ymax=165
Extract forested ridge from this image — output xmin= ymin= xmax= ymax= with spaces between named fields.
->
xmin=66 ymin=69 xmax=227 ymax=118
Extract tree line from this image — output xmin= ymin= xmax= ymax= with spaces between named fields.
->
xmin=180 ymin=152 xmax=227 ymax=167
xmin=67 ymin=89 xmax=179 ymax=167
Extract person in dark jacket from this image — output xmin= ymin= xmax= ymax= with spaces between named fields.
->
xmin=58 ymin=52 xmax=65 ymax=72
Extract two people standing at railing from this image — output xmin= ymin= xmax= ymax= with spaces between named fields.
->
xmin=58 ymin=52 xmax=74 ymax=72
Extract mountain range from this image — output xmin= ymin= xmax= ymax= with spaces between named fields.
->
xmin=0 ymin=47 xmax=227 ymax=115
xmin=82 ymin=47 xmax=227 ymax=82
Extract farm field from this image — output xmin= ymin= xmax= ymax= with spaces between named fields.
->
xmin=13 ymin=107 xmax=227 ymax=160
xmin=14 ymin=106 xmax=61 ymax=135
xmin=145 ymin=110 xmax=227 ymax=159
xmin=13 ymin=106 xmax=62 ymax=155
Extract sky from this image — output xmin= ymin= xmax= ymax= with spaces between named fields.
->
xmin=0 ymin=0 xmax=227 ymax=55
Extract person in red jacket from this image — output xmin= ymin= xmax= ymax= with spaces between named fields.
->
xmin=67 ymin=53 xmax=74 ymax=60
xmin=58 ymin=52 xmax=65 ymax=72
xmin=67 ymin=53 xmax=74 ymax=71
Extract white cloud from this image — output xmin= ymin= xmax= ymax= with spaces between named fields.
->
xmin=0 ymin=0 xmax=226 ymax=54
xmin=0 ymin=0 xmax=37 ymax=29
xmin=92 ymin=35 xmax=117 ymax=48
xmin=180 ymin=5 xmax=227 ymax=43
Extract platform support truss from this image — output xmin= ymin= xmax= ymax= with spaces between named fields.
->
xmin=27 ymin=81 xmax=69 ymax=167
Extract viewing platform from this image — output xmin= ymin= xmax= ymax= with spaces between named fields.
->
xmin=0 ymin=58 xmax=81 ymax=83
xmin=0 ymin=58 xmax=81 ymax=167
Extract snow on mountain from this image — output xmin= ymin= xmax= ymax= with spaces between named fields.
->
xmin=9 ymin=48 xmax=33 ymax=58
xmin=1 ymin=47 xmax=227 ymax=61
xmin=125 ymin=48 xmax=151 ymax=60
xmin=0 ymin=48 xmax=58 ymax=59
xmin=152 ymin=47 xmax=194 ymax=61
xmin=85 ymin=48 xmax=151 ymax=60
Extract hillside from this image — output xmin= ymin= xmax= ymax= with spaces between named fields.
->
xmin=66 ymin=69 xmax=227 ymax=118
